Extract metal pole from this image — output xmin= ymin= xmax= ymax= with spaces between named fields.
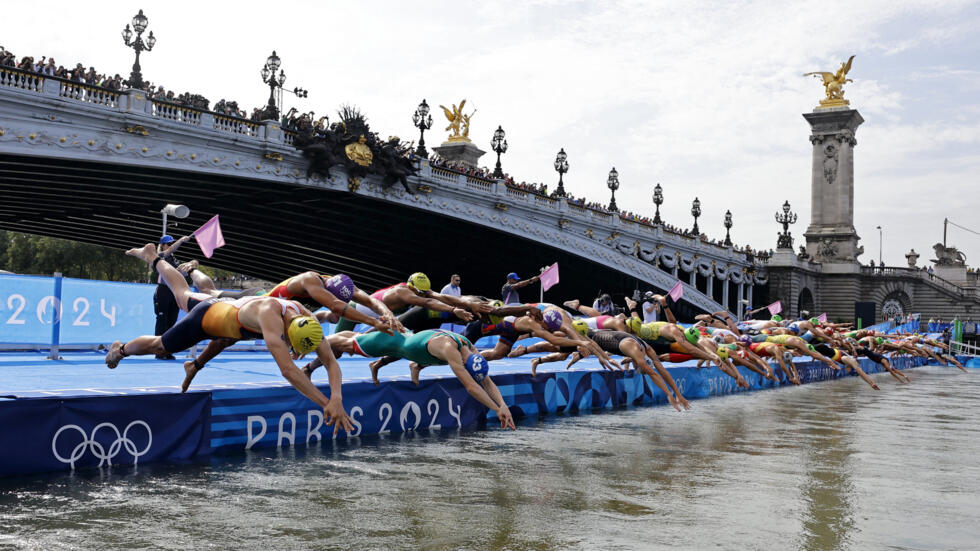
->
xmin=48 ymin=272 xmax=62 ymax=360
xmin=161 ymin=212 xmax=168 ymax=237
xmin=944 ymin=218 xmax=948 ymax=247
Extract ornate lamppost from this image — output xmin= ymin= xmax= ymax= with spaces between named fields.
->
xmin=691 ymin=197 xmax=702 ymax=235
xmin=607 ymin=167 xmax=620 ymax=211
xmin=724 ymin=210 xmax=733 ymax=246
xmin=652 ymin=183 xmax=663 ymax=225
xmin=412 ymin=99 xmax=433 ymax=157
xmin=775 ymin=200 xmax=798 ymax=249
xmin=554 ymin=148 xmax=568 ymax=197
xmin=260 ymin=51 xmax=287 ymax=120
xmin=121 ymin=9 xmax=156 ymax=89
xmin=491 ymin=126 xmax=508 ymax=178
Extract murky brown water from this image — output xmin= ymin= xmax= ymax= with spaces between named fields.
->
xmin=1 ymin=366 xmax=977 ymax=550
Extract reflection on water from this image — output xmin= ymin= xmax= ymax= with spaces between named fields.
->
xmin=1 ymin=367 xmax=978 ymax=550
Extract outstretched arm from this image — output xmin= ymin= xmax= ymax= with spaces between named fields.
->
xmin=303 ymin=276 xmax=395 ymax=335
xmin=512 ymin=275 xmax=540 ymax=290
xmin=351 ymin=287 xmax=402 ymax=333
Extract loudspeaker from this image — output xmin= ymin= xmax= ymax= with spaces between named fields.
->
xmin=854 ymin=302 xmax=876 ymax=328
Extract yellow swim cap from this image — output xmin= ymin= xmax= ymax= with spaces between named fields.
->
xmin=287 ymin=315 xmax=323 ymax=355
xmin=488 ymin=299 xmax=504 ymax=325
xmin=407 ymin=272 xmax=431 ymax=292
xmin=572 ymin=319 xmax=589 ymax=337
xmin=628 ymin=317 xmax=642 ymax=334
xmin=717 ymin=346 xmax=730 ymax=360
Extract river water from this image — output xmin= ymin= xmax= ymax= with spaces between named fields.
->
xmin=1 ymin=366 xmax=977 ymax=550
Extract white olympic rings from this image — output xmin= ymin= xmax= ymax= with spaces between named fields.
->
xmin=51 ymin=421 xmax=152 ymax=470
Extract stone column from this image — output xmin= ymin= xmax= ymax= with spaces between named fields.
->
xmin=722 ymin=276 xmax=730 ymax=311
xmin=746 ymin=281 xmax=753 ymax=312
xmin=707 ymin=274 xmax=714 ymax=299
xmin=737 ymin=282 xmax=745 ymax=319
xmin=802 ymin=108 xmax=864 ymax=263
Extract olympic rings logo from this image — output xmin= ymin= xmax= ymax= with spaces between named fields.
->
xmin=51 ymin=421 xmax=152 ymax=470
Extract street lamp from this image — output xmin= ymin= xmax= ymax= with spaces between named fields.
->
xmin=724 ymin=210 xmax=733 ymax=246
xmin=554 ymin=148 xmax=569 ymax=197
xmin=652 ymin=183 xmax=663 ymax=225
xmin=260 ymin=51 xmax=287 ymax=121
xmin=607 ymin=167 xmax=619 ymax=211
xmin=775 ymin=200 xmax=798 ymax=249
xmin=121 ymin=9 xmax=156 ymax=89
xmin=491 ymin=126 xmax=508 ymax=178
xmin=691 ymin=197 xmax=701 ymax=235
xmin=412 ymin=99 xmax=433 ymax=157
xmin=876 ymin=225 xmax=883 ymax=266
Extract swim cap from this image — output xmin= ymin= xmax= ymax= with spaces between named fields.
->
xmin=739 ymin=335 xmax=753 ymax=346
xmin=685 ymin=326 xmax=700 ymax=345
xmin=287 ymin=315 xmax=323 ymax=355
xmin=771 ymin=315 xmax=783 ymax=322
xmin=807 ymin=344 xmax=815 ymax=351
xmin=809 ymin=317 xmax=821 ymax=326
xmin=783 ymin=350 xmax=794 ymax=362
xmin=464 ymin=353 xmax=489 ymax=383
xmin=572 ymin=319 xmax=589 ymax=337
xmin=407 ymin=272 xmax=431 ymax=292
xmin=875 ymin=337 xmax=885 ymax=345
xmin=543 ymin=309 xmax=563 ymax=331
xmin=488 ymin=299 xmax=504 ymax=325
xmin=717 ymin=346 xmax=729 ymax=360
xmin=628 ymin=317 xmax=642 ymax=334
xmin=324 ymin=274 xmax=354 ymax=301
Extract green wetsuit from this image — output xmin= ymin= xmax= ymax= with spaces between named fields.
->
xmin=352 ymin=329 xmax=470 ymax=366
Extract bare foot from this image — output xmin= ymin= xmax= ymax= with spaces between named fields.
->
xmin=181 ymin=361 xmax=201 ymax=393
xmin=409 ymin=362 xmax=422 ymax=386
xmin=105 ymin=341 xmax=125 ymax=369
xmin=624 ymin=297 xmax=637 ymax=311
xmin=531 ymin=358 xmax=540 ymax=376
xmin=125 ymin=243 xmax=157 ymax=263
xmin=507 ymin=345 xmax=527 ymax=358
xmin=369 ymin=359 xmax=383 ymax=386
xmin=563 ymin=299 xmax=580 ymax=311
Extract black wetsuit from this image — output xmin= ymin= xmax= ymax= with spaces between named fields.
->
xmin=587 ymin=329 xmax=647 ymax=355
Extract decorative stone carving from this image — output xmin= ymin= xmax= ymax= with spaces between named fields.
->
xmin=817 ymin=239 xmax=838 ymax=259
xmin=823 ymin=142 xmax=839 ymax=185
xmin=932 ymin=243 xmax=966 ymax=266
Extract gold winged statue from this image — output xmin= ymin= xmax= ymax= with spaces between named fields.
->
xmin=804 ymin=55 xmax=855 ymax=108
xmin=440 ymin=99 xmax=477 ymax=142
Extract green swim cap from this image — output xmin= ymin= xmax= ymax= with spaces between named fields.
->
xmin=807 ymin=344 xmax=815 ymax=351
xmin=685 ymin=326 xmax=700 ymax=345
xmin=875 ymin=337 xmax=884 ymax=345
xmin=809 ymin=317 xmax=820 ymax=326
xmin=771 ymin=315 xmax=783 ymax=322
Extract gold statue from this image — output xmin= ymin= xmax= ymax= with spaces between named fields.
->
xmin=440 ymin=99 xmax=477 ymax=142
xmin=344 ymin=135 xmax=373 ymax=167
xmin=804 ymin=55 xmax=855 ymax=109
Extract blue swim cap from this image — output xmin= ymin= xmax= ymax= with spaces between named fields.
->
xmin=543 ymin=310 xmax=563 ymax=331
xmin=464 ymin=353 xmax=489 ymax=383
xmin=324 ymin=274 xmax=355 ymax=301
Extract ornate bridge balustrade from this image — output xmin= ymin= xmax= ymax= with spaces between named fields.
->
xmin=0 ymin=65 xmax=765 ymax=314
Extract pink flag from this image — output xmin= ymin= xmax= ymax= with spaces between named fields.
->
xmin=193 ymin=215 xmax=225 ymax=258
xmin=767 ymin=301 xmax=782 ymax=315
xmin=668 ymin=281 xmax=683 ymax=302
xmin=540 ymin=262 xmax=560 ymax=292
xmin=818 ymin=312 xmax=827 ymax=323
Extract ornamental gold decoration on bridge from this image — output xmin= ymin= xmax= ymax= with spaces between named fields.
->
xmin=804 ymin=55 xmax=854 ymax=109
xmin=345 ymin=135 xmax=373 ymax=167
xmin=440 ymin=99 xmax=476 ymax=143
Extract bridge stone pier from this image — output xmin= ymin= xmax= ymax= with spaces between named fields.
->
xmin=0 ymin=66 xmax=766 ymax=315
xmin=766 ymin=103 xmax=980 ymax=324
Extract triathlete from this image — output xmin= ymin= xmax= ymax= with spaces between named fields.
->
xmin=105 ymin=243 xmax=354 ymax=434
xmin=318 ymin=329 xmax=515 ymax=429
xmin=333 ymin=273 xmax=476 ymax=333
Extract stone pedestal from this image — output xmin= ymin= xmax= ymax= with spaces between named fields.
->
xmin=432 ymin=141 xmax=486 ymax=168
xmin=802 ymin=108 xmax=864 ymax=263
xmin=935 ymin=265 xmax=967 ymax=284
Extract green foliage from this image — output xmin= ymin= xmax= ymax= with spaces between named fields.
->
xmin=0 ymin=230 xmax=149 ymax=282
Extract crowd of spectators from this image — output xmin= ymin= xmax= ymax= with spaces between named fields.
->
xmin=430 ymin=156 xmax=496 ymax=180
xmin=0 ymin=45 xmax=269 ymax=120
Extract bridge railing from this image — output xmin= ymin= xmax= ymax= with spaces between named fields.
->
xmin=0 ymin=66 xmax=44 ymax=93
xmin=150 ymin=99 xmax=203 ymax=125
xmin=860 ymin=266 xmax=969 ymax=297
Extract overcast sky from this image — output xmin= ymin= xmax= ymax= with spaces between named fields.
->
xmin=4 ymin=1 xmax=979 ymax=266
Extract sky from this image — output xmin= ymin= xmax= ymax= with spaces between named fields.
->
xmin=4 ymin=0 xmax=980 ymax=267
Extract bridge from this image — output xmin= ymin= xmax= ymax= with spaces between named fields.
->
xmin=0 ymin=66 xmax=766 ymax=315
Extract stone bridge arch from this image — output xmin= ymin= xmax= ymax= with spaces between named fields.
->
xmin=798 ymin=287 xmax=815 ymax=316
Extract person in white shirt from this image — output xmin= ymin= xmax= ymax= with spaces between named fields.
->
xmin=641 ymin=291 xmax=660 ymax=323
xmin=440 ymin=274 xmax=461 ymax=297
